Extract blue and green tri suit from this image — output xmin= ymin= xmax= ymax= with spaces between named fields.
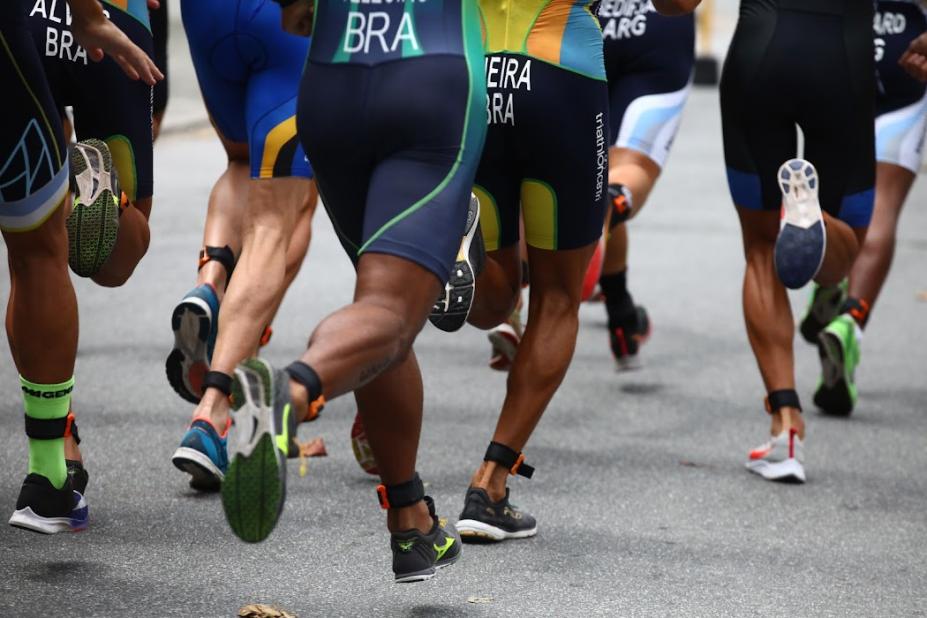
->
xmin=476 ymin=0 xmax=608 ymax=252
xmin=27 ymin=0 xmax=154 ymax=202
xmin=182 ymin=0 xmax=312 ymax=179
xmin=297 ymin=0 xmax=487 ymax=282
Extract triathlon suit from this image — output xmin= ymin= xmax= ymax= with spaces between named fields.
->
xmin=27 ymin=0 xmax=154 ymax=203
xmin=150 ymin=0 xmax=168 ymax=118
xmin=0 ymin=0 xmax=68 ymax=233
xmin=182 ymin=0 xmax=312 ymax=180
xmin=476 ymin=0 xmax=608 ymax=252
xmin=721 ymin=0 xmax=876 ymax=228
xmin=298 ymin=0 xmax=486 ymax=282
xmin=597 ymin=0 xmax=695 ymax=167
xmin=874 ymin=0 xmax=927 ymax=173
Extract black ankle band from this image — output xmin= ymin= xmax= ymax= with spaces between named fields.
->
xmin=376 ymin=473 xmax=424 ymax=509
xmin=607 ymin=184 xmax=633 ymax=229
xmin=202 ymin=371 xmax=232 ymax=397
xmin=484 ymin=441 xmax=534 ymax=479
xmin=198 ymin=245 xmax=236 ymax=282
xmin=285 ymin=361 xmax=323 ymax=402
xmin=765 ymin=389 xmax=802 ymax=414
xmin=24 ymin=412 xmax=78 ymax=441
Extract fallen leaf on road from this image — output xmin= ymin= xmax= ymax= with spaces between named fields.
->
xmin=238 ymin=603 xmax=297 ymax=618
xmin=467 ymin=596 xmax=493 ymax=604
xmin=917 ymin=291 xmax=927 ymax=302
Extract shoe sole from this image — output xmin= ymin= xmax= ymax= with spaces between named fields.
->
xmin=171 ymin=446 xmax=223 ymax=492
xmin=67 ymin=140 xmax=120 ymax=278
xmin=166 ymin=296 xmax=213 ymax=404
xmin=221 ymin=364 xmax=286 ymax=543
xmin=815 ymin=330 xmax=855 ymax=416
xmin=774 ymin=159 xmax=825 ymax=290
xmin=8 ymin=494 xmax=89 ymax=534
xmin=612 ymin=307 xmax=651 ymax=372
xmin=487 ymin=325 xmax=519 ymax=371
xmin=745 ymin=457 xmax=806 ymax=483
xmin=456 ymin=519 xmax=538 ymax=542
xmin=430 ymin=196 xmax=481 ymax=333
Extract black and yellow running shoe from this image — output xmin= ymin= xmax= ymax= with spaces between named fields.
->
xmin=221 ymin=358 xmax=296 ymax=543
xmin=391 ymin=496 xmax=461 ymax=583
xmin=67 ymin=139 xmax=121 ymax=277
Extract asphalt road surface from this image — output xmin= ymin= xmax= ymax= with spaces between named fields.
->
xmin=1 ymin=87 xmax=926 ymax=617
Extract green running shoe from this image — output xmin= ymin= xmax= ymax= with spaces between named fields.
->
xmin=222 ymin=358 xmax=296 ymax=543
xmin=814 ymin=314 xmax=860 ymax=416
xmin=67 ymin=139 xmax=121 ymax=277
xmin=799 ymin=279 xmax=847 ymax=344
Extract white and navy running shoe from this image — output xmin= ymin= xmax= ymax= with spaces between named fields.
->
xmin=9 ymin=474 xmax=88 ymax=534
xmin=430 ymin=193 xmax=483 ymax=333
xmin=745 ymin=429 xmax=806 ymax=483
xmin=774 ymin=159 xmax=825 ymax=289
xmin=166 ymin=283 xmax=220 ymax=404
xmin=457 ymin=488 xmax=537 ymax=542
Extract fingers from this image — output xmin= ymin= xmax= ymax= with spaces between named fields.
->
xmin=147 ymin=0 xmax=160 ymax=8
xmin=901 ymin=52 xmax=927 ymax=82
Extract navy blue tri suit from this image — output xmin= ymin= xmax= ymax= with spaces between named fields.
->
xmin=297 ymin=0 xmax=487 ymax=283
xmin=721 ymin=0 xmax=876 ymax=228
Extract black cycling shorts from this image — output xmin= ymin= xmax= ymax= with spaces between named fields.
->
xmin=476 ymin=54 xmax=609 ymax=252
xmin=297 ymin=55 xmax=487 ymax=282
xmin=150 ymin=0 xmax=168 ymax=116
xmin=0 ymin=0 xmax=68 ymax=233
xmin=721 ymin=0 xmax=875 ymax=228
xmin=599 ymin=1 xmax=695 ymax=167
xmin=29 ymin=2 xmax=154 ymax=202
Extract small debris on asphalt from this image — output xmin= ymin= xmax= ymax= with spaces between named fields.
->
xmin=238 ymin=604 xmax=296 ymax=618
xmin=467 ymin=596 xmax=493 ymax=604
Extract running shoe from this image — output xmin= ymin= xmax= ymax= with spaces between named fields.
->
xmin=488 ymin=305 xmax=523 ymax=371
xmin=799 ymin=280 xmax=848 ymax=344
xmin=222 ymin=358 xmax=295 ymax=543
xmin=581 ymin=235 xmax=606 ymax=302
xmin=814 ymin=313 xmax=860 ymax=416
xmin=774 ymin=159 xmax=825 ymax=289
xmin=165 ymin=284 xmax=220 ymax=404
xmin=745 ymin=429 xmax=805 ymax=483
xmin=67 ymin=139 xmax=121 ymax=277
xmin=66 ymin=460 xmax=89 ymax=496
xmin=430 ymin=193 xmax=483 ymax=333
xmin=172 ymin=419 xmax=228 ymax=491
xmin=8 ymin=474 xmax=88 ymax=534
xmin=392 ymin=496 xmax=461 ymax=583
xmin=609 ymin=305 xmax=651 ymax=370
xmin=350 ymin=412 xmax=379 ymax=476
xmin=456 ymin=487 xmax=537 ymax=542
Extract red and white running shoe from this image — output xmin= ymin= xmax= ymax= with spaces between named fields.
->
xmin=350 ymin=412 xmax=378 ymax=476
xmin=745 ymin=428 xmax=805 ymax=483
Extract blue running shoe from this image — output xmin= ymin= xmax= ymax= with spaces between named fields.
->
xmin=9 ymin=474 xmax=88 ymax=534
xmin=166 ymin=284 xmax=220 ymax=404
xmin=774 ymin=159 xmax=826 ymax=289
xmin=172 ymin=419 xmax=228 ymax=492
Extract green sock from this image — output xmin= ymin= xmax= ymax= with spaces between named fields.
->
xmin=21 ymin=375 xmax=74 ymax=490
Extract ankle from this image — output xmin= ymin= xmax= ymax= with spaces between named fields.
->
xmin=194 ymin=390 xmax=231 ymax=432
xmin=470 ymin=462 xmax=509 ymax=502
xmin=387 ymin=500 xmax=432 ymax=535
xmin=770 ymin=407 xmax=804 ymax=439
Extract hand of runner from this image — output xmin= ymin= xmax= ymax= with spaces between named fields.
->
xmin=281 ymin=1 xmax=314 ymax=37
xmin=68 ymin=0 xmax=164 ymax=86
xmin=652 ymin=0 xmax=702 ymax=15
xmin=900 ymin=33 xmax=927 ymax=82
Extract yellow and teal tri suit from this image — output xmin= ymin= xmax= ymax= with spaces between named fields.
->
xmin=475 ymin=0 xmax=608 ymax=252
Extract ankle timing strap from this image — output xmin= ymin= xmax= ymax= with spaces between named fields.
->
xmin=198 ymin=245 xmax=236 ymax=283
xmin=765 ymin=389 xmax=802 ymax=414
xmin=203 ymin=371 xmax=232 ymax=397
xmin=285 ymin=361 xmax=326 ymax=419
xmin=376 ymin=473 xmax=424 ymax=509
xmin=485 ymin=441 xmax=534 ymax=478
xmin=607 ymin=184 xmax=633 ymax=229
xmin=843 ymin=297 xmax=871 ymax=327
xmin=25 ymin=411 xmax=80 ymax=443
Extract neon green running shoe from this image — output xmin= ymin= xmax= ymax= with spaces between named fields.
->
xmin=67 ymin=139 xmax=121 ymax=277
xmin=814 ymin=314 xmax=860 ymax=416
xmin=222 ymin=358 xmax=296 ymax=543
xmin=799 ymin=279 xmax=847 ymax=344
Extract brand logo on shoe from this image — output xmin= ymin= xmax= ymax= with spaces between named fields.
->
xmin=434 ymin=537 xmax=455 ymax=560
xmin=503 ymin=506 xmax=521 ymax=520
xmin=275 ymin=403 xmax=292 ymax=455
xmin=398 ymin=540 xmax=415 ymax=553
